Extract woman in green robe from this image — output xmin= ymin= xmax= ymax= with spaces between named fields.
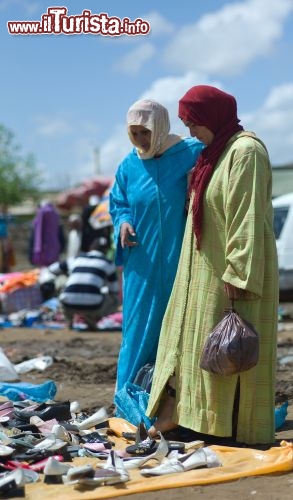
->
xmin=147 ymin=85 xmax=279 ymax=445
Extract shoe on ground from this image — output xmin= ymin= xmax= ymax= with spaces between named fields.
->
xmin=140 ymin=447 xmax=221 ymax=476
xmin=123 ymin=431 xmax=169 ymax=470
xmin=0 ymin=468 xmax=25 ymax=496
xmin=14 ymin=403 xmax=71 ymax=423
xmin=43 ymin=456 xmax=72 ymax=483
xmin=73 ymin=407 xmax=108 ymax=430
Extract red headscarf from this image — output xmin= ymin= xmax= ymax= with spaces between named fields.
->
xmin=178 ymin=85 xmax=243 ymax=249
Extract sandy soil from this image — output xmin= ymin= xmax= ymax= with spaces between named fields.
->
xmin=0 ymin=322 xmax=293 ymax=499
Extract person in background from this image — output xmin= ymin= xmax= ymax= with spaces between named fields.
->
xmin=0 ymin=212 xmax=16 ymax=273
xmin=146 ymin=85 xmax=279 ymax=446
xmin=66 ymin=213 xmax=82 ymax=260
xmin=49 ymin=236 xmax=119 ymax=331
xmin=109 ymin=98 xmax=203 ymax=396
xmin=80 ymin=195 xmax=100 ymax=252
xmin=88 ymin=188 xmax=115 ymax=261
xmin=29 ymin=200 xmax=65 ymax=267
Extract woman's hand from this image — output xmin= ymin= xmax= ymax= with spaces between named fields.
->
xmin=120 ymin=222 xmax=138 ymax=248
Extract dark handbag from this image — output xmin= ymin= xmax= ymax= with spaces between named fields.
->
xmin=200 ymin=303 xmax=259 ymax=376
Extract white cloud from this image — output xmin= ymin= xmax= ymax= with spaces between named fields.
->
xmin=241 ymin=83 xmax=293 ymax=165
xmin=108 ymin=10 xmax=173 ymax=73
xmin=102 ymin=10 xmax=173 ymax=44
xmin=263 ymin=83 xmax=293 ymax=110
xmin=114 ymin=42 xmax=156 ymax=75
xmin=164 ymin=0 xmax=293 ymax=76
xmin=139 ymin=72 xmax=206 ymax=103
xmin=35 ymin=117 xmax=73 ymax=137
xmin=0 ymin=0 xmax=39 ymax=14
xmin=141 ymin=11 xmax=174 ymax=37
xmin=139 ymin=72 xmax=223 ymax=136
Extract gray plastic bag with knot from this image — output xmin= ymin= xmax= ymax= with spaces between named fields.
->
xmin=200 ymin=308 xmax=259 ymax=376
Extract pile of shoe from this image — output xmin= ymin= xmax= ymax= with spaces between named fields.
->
xmin=0 ymin=401 xmax=222 ymax=496
xmin=121 ymin=422 xmax=221 ymax=475
xmin=0 ymin=399 xmax=125 ymax=495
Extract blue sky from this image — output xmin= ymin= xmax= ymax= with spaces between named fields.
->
xmin=1 ymin=0 xmax=293 ymax=190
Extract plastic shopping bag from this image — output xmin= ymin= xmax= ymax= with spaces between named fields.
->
xmin=200 ymin=308 xmax=259 ymax=376
xmin=114 ymin=382 xmax=155 ymax=429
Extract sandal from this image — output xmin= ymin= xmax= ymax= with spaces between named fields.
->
xmin=123 ymin=431 xmax=169 ymax=469
xmin=126 ymin=438 xmax=185 ymax=456
xmin=125 ymin=421 xmax=185 ymax=456
xmin=80 ymin=430 xmax=113 ymax=447
xmin=126 ymin=436 xmax=157 ymax=456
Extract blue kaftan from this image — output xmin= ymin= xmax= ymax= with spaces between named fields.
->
xmin=109 ymin=138 xmax=203 ymax=392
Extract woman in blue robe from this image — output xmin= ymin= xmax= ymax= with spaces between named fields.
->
xmin=109 ymin=99 xmax=203 ymax=394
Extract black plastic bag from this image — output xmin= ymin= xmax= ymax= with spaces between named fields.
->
xmin=200 ymin=308 xmax=259 ymax=376
xmin=133 ymin=363 xmax=155 ymax=393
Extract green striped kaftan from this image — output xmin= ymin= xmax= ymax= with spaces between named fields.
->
xmin=147 ymin=132 xmax=279 ymax=445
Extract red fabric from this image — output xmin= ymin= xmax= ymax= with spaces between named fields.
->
xmin=178 ymin=85 xmax=243 ymax=249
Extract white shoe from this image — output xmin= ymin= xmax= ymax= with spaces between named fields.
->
xmin=0 ymin=444 xmax=14 ymax=457
xmin=63 ymin=464 xmax=95 ymax=484
xmin=0 ymin=468 xmax=25 ymax=495
xmin=31 ymin=434 xmax=67 ymax=451
xmin=140 ymin=447 xmax=220 ymax=476
xmin=74 ymin=407 xmax=108 ymax=430
xmin=52 ymin=424 xmax=80 ymax=445
xmin=78 ymin=450 xmax=129 ymax=486
xmin=203 ymin=447 xmax=222 ymax=467
xmin=44 ymin=456 xmax=72 ymax=476
xmin=76 ymin=468 xmax=120 ymax=486
xmin=70 ymin=401 xmax=81 ymax=414
xmin=70 ymin=400 xmax=81 ymax=420
xmin=123 ymin=431 xmax=169 ymax=470
xmin=103 ymin=450 xmax=129 ymax=484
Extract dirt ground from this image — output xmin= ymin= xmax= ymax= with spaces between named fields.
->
xmin=0 ymin=320 xmax=293 ymax=500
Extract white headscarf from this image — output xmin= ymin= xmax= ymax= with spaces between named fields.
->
xmin=127 ymin=99 xmax=181 ymax=159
